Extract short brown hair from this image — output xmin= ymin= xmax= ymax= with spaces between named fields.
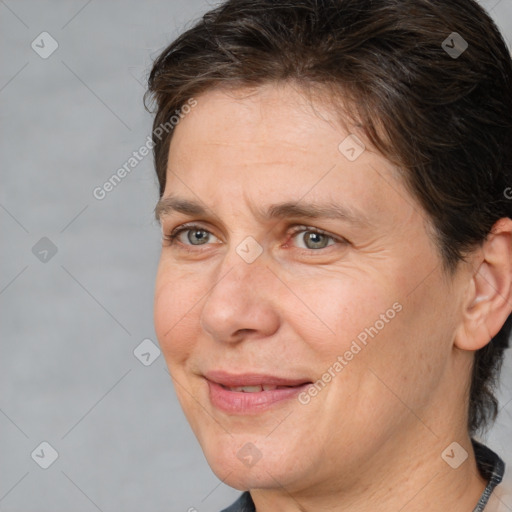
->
xmin=145 ymin=0 xmax=512 ymax=435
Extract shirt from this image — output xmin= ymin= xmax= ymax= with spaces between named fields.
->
xmin=220 ymin=439 xmax=505 ymax=512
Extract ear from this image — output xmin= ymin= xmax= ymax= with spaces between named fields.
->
xmin=454 ymin=217 xmax=512 ymax=351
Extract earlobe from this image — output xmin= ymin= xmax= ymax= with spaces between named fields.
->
xmin=454 ymin=218 xmax=512 ymax=352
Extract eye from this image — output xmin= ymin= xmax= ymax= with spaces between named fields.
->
xmin=289 ymin=227 xmax=338 ymax=250
xmin=163 ymin=223 xmax=346 ymax=252
xmin=163 ymin=224 xmax=219 ymax=246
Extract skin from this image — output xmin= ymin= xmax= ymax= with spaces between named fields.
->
xmin=153 ymin=82 xmax=512 ymax=511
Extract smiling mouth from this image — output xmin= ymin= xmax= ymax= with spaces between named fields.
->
xmin=205 ymin=374 xmax=313 ymax=414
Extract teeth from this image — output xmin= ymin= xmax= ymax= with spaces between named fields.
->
xmin=230 ymin=385 xmax=263 ymax=392
xmin=226 ymin=384 xmax=284 ymax=392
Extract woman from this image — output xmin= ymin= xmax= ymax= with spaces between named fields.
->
xmin=145 ymin=0 xmax=511 ymax=510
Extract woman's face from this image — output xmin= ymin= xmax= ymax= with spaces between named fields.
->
xmin=153 ymin=83 xmax=469 ymax=493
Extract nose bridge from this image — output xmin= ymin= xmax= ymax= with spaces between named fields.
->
xmin=211 ymin=232 xmax=269 ymax=295
xmin=206 ymin=246 xmax=267 ymax=310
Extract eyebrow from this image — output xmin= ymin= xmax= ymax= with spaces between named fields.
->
xmin=154 ymin=195 xmax=371 ymax=227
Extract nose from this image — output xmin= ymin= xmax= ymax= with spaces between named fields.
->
xmin=199 ymin=251 xmax=280 ymax=343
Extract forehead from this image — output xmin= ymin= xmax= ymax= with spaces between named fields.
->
xmin=163 ymin=84 xmax=418 ymax=226
xmin=171 ymin=84 xmax=350 ymax=157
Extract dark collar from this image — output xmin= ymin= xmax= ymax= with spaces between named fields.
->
xmin=472 ymin=438 xmax=505 ymax=511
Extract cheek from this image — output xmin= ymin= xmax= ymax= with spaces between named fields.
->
xmin=292 ymin=263 xmax=445 ymax=386
xmin=353 ymin=270 xmax=456 ymax=411
xmin=291 ymin=270 xmax=392 ymax=354
xmin=154 ymin=262 xmax=203 ymax=365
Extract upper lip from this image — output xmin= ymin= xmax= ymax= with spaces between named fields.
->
xmin=204 ymin=370 xmax=312 ymax=387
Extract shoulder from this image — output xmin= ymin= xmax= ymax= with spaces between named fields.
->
xmin=219 ymin=491 xmax=254 ymax=512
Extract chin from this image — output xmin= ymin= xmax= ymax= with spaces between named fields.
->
xmin=207 ymin=457 xmax=285 ymax=491
xmin=199 ymin=433 xmax=301 ymax=491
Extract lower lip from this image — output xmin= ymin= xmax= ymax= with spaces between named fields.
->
xmin=206 ymin=380 xmax=312 ymax=414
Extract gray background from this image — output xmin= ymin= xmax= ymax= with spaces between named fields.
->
xmin=0 ymin=1 xmax=511 ymax=511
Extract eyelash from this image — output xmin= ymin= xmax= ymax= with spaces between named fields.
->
xmin=162 ymin=223 xmax=347 ymax=254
